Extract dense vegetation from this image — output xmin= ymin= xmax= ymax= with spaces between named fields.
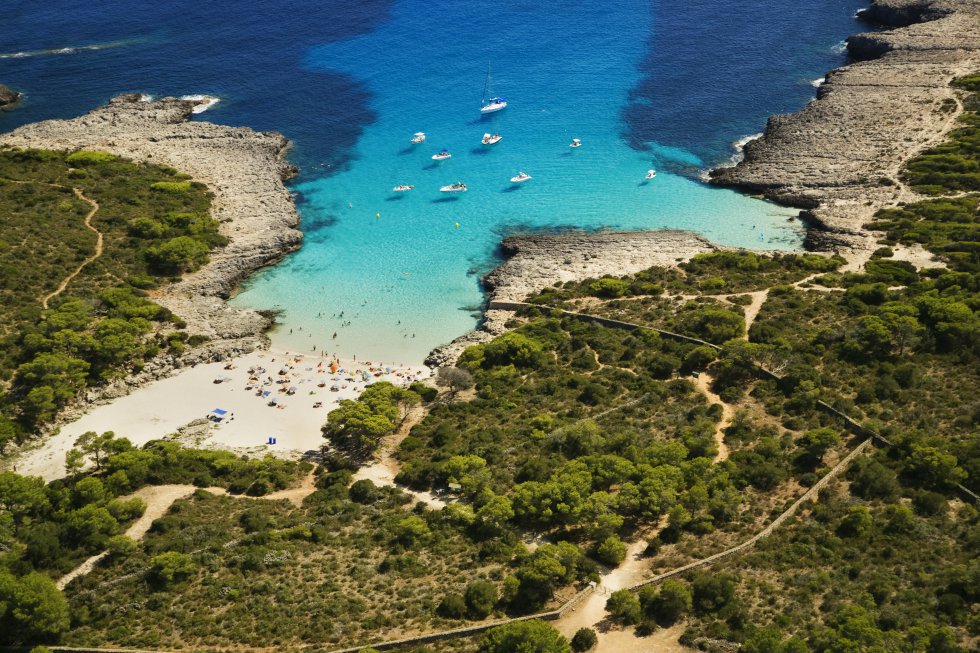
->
xmin=0 ymin=148 xmax=222 ymax=444
xmin=0 ymin=434 xmax=301 ymax=645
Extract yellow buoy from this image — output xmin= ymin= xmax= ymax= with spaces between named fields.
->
xmin=455 ymin=222 xmax=460 ymax=229
xmin=375 ymin=213 xmax=380 ymax=219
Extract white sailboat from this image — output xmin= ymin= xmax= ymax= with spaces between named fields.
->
xmin=480 ymin=63 xmax=507 ymax=114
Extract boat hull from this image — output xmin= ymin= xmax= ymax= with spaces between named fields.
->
xmin=480 ymin=102 xmax=507 ymax=114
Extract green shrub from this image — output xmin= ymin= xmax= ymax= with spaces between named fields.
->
xmin=66 ymin=149 xmax=117 ymax=165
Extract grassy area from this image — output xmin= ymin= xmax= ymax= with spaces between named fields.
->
xmin=0 ymin=148 xmax=223 ymax=442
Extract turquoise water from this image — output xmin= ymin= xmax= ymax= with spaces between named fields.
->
xmin=232 ymin=0 xmax=804 ymax=364
xmin=0 ymin=0 xmax=866 ymax=365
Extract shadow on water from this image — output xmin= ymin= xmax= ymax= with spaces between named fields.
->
xmin=501 ymin=185 xmax=522 ymax=193
xmin=397 ymin=147 xmax=415 ymax=155
xmin=470 ymin=147 xmax=492 ymax=156
xmin=431 ymin=196 xmax=460 ymax=203
xmin=422 ymin=163 xmax=441 ymax=171
xmin=384 ymin=194 xmax=406 ymax=201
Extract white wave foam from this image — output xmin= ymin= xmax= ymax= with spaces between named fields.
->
xmin=180 ymin=94 xmax=221 ymax=113
xmin=811 ymin=77 xmax=826 ymax=88
xmin=139 ymin=94 xmax=153 ymax=102
xmin=0 ymin=39 xmax=134 ymax=59
xmin=831 ymin=40 xmax=847 ymax=55
xmin=730 ymin=132 xmax=763 ymax=166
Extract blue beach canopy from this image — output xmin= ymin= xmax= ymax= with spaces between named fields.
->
xmin=211 ymin=408 xmax=228 ymax=415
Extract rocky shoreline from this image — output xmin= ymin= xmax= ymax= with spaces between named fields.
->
xmin=0 ymin=94 xmax=303 ymax=405
xmin=425 ymin=230 xmax=720 ymax=366
xmin=710 ymin=0 xmax=980 ymax=253
xmin=0 ymin=84 xmax=20 ymax=110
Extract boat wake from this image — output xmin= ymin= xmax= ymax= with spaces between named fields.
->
xmin=0 ymin=39 xmax=137 ymax=59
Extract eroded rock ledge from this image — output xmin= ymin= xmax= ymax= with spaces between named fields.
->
xmin=425 ymin=230 xmax=718 ymax=366
xmin=710 ymin=0 xmax=980 ymax=252
xmin=0 ymin=95 xmax=303 ymax=400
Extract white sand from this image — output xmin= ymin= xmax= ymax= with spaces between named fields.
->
xmin=8 ymin=348 xmax=428 ymax=482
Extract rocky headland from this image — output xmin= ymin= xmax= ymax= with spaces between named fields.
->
xmin=710 ymin=0 xmax=980 ymax=253
xmin=426 ymin=230 xmax=719 ymax=366
xmin=0 ymin=84 xmax=21 ymax=109
xmin=0 ymin=94 xmax=303 ymax=401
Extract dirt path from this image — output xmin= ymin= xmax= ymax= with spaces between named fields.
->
xmin=692 ymin=373 xmax=731 ymax=462
xmin=41 ymin=187 xmax=102 ymax=309
xmin=56 ymin=473 xmax=321 ymax=590
xmin=352 ymin=402 xmax=446 ymax=508
xmin=56 ymin=484 xmax=199 ymax=590
xmin=739 ymin=289 xmax=769 ymax=336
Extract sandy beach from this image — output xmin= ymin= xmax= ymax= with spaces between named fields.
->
xmin=6 ymin=348 xmax=429 ymax=482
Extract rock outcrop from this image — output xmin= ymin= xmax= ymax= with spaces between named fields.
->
xmin=0 ymin=84 xmax=20 ymax=109
xmin=710 ymin=0 xmax=980 ymax=253
xmin=0 ymin=94 xmax=303 ymax=364
xmin=425 ymin=230 xmax=718 ymax=366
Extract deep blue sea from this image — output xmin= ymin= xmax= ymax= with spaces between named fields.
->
xmin=1 ymin=0 xmax=866 ymax=364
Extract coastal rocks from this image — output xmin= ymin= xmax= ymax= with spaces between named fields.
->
xmin=0 ymin=84 xmax=21 ymax=109
xmin=710 ymin=0 xmax=980 ymax=251
xmin=426 ymin=230 xmax=717 ymax=366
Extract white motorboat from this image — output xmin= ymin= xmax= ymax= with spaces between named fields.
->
xmin=410 ymin=132 xmax=426 ymax=144
xmin=392 ymin=185 xmax=414 ymax=192
xmin=432 ymin=149 xmax=452 ymax=160
xmin=645 ymin=169 xmax=657 ymax=179
xmin=480 ymin=63 xmax=507 ymax=114
xmin=482 ymin=132 xmax=502 ymax=145
xmin=440 ymin=182 xmax=467 ymax=192
xmin=510 ymin=172 xmax=532 ymax=183
xmin=570 ymin=138 xmax=582 ymax=148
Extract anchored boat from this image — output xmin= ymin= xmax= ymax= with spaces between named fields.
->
xmin=510 ymin=172 xmax=532 ymax=183
xmin=432 ymin=149 xmax=452 ymax=161
xmin=480 ymin=63 xmax=507 ymax=114
xmin=410 ymin=132 xmax=426 ymax=144
xmin=482 ymin=132 xmax=502 ymax=145
xmin=440 ymin=182 xmax=467 ymax=192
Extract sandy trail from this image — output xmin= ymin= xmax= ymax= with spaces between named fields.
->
xmin=56 ymin=483 xmax=200 ymax=589
xmin=57 ymin=471 xmax=321 ymax=590
xmin=41 ymin=187 xmax=103 ymax=309
xmin=352 ymin=402 xmax=445 ymax=508
xmin=556 ymin=536 xmax=694 ymax=652
xmin=692 ymin=373 xmax=731 ymax=463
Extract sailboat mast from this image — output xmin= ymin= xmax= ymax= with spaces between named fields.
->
xmin=483 ymin=62 xmax=491 ymax=105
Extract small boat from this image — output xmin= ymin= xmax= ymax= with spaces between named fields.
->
xmin=645 ymin=169 xmax=657 ymax=179
xmin=482 ymin=132 xmax=502 ymax=145
xmin=480 ymin=63 xmax=507 ymax=114
xmin=392 ymin=185 xmax=414 ymax=192
xmin=440 ymin=182 xmax=468 ymax=192
xmin=570 ymin=138 xmax=582 ymax=148
xmin=510 ymin=172 xmax=532 ymax=183
xmin=410 ymin=131 xmax=426 ymax=143
xmin=432 ymin=149 xmax=452 ymax=160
